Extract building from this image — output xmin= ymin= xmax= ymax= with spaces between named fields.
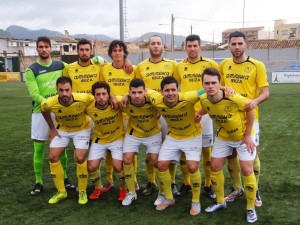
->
xmin=222 ymin=27 xmax=273 ymax=43
xmin=274 ymin=19 xmax=300 ymax=40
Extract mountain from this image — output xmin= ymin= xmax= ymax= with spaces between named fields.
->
xmin=5 ymin=25 xmax=114 ymax=41
xmin=0 ymin=29 xmax=13 ymax=38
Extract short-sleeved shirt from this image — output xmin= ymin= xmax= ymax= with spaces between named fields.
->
xmin=135 ymin=58 xmax=178 ymax=91
xmin=86 ymin=102 xmax=124 ymax=144
xmin=146 ymin=90 xmax=201 ymax=140
xmin=64 ymin=60 xmax=102 ymax=94
xmin=200 ymin=92 xmax=253 ymax=141
xmin=174 ymin=56 xmax=219 ymax=111
xmin=121 ymin=98 xmax=161 ymax=138
xmin=219 ymin=57 xmax=269 ymax=121
xmin=41 ymin=93 xmax=94 ymax=132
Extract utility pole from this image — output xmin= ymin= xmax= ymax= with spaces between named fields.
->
xmin=190 ymin=25 xmax=193 ymax=35
xmin=119 ymin=0 xmax=124 ymax=41
xmin=242 ymin=0 xmax=245 ymax=28
xmin=171 ymin=14 xmax=174 ymax=52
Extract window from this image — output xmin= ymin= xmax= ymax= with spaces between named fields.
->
xmin=63 ymin=45 xmax=69 ymax=52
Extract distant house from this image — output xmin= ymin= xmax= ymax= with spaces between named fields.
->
xmin=222 ymin=27 xmax=273 ymax=43
xmin=274 ymin=19 xmax=300 ymax=40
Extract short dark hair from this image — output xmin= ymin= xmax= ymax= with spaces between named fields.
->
xmin=160 ymin=76 xmax=178 ymax=90
xmin=91 ymin=81 xmax=110 ymax=96
xmin=130 ymin=78 xmax=145 ymax=89
xmin=36 ymin=36 xmax=51 ymax=48
xmin=77 ymin=38 xmax=92 ymax=50
xmin=149 ymin=35 xmax=163 ymax=44
xmin=56 ymin=76 xmax=72 ymax=87
xmin=186 ymin=34 xmax=201 ymax=46
xmin=108 ymin=40 xmax=128 ymax=59
xmin=229 ymin=31 xmax=247 ymax=42
xmin=201 ymin=67 xmax=221 ymax=82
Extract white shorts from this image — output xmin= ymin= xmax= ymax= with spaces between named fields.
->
xmin=88 ymin=139 xmax=123 ymax=161
xmin=31 ymin=112 xmax=56 ymax=140
xmin=200 ymin=114 xmax=213 ymax=147
xmin=254 ymin=121 xmax=259 ymax=146
xmin=158 ymin=135 xmax=202 ymax=163
xmin=123 ymin=132 xmax=162 ymax=154
xmin=50 ymin=128 xmax=91 ymax=149
xmin=212 ymin=137 xmax=256 ymax=161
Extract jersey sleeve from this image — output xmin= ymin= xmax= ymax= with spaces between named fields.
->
xmin=146 ymin=90 xmax=161 ymax=103
xmin=256 ymin=61 xmax=269 ymax=88
xmin=25 ymin=68 xmax=46 ymax=105
xmin=134 ymin=64 xmax=142 ymax=79
xmin=92 ymin=56 xmax=108 ymax=65
xmin=40 ymin=98 xmax=51 ymax=112
xmin=62 ymin=62 xmax=69 ymax=76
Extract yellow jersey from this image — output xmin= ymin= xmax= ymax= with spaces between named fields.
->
xmin=41 ymin=93 xmax=94 ymax=132
xmin=200 ymin=92 xmax=254 ymax=141
xmin=146 ymin=90 xmax=201 ymax=140
xmin=86 ymin=102 xmax=124 ymax=144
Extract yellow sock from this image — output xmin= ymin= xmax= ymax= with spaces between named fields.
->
xmin=227 ymin=156 xmax=242 ymax=190
xmin=180 ymin=153 xmax=190 ymax=185
xmin=169 ymin=163 xmax=177 ymax=184
xmin=89 ymin=169 xmax=103 ymax=189
xmin=124 ymin=164 xmax=136 ymax=194
xmin=211 ymin=170 xmax=225 ymax=204
xmin=253 ymin=155 xmax=261 ymax=188
xmin=158 ymin=170 xmax=173 ymax=200
xmin=77 ymin=161 xmax=88 ymax=193
xmin=133 ymin=155 xmax=138 ymax=184
xmin=155 ymin=168 xmax=163 ymax=194
xmin=105 ymin=151 xmax=114 ymax=183
xmin=190 ymin=170 xmax=201 ymax=203
xmin=49 ymin=161 xmax=66 ymax=193
xmin=116 ymin=171 xmax=126 ymax=189
xmin=244 ymin=173 xmax=257 ymax=210
xmin=146 ymin=154 xmax=155 ymax=184
xmin=202 ymin=146 xmax=212 ymax=187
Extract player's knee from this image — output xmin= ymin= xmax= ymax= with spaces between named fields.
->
xmin=187 ymin=163 xmax=198 ymax=174
xmin=157 ymin=162 xmax=168 ymax=172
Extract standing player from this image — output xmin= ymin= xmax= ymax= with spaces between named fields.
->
xmin=86 ymin=81 xmax=126 ymax=201
xmin=135 ymin=35 xmax=178 ymax=195
xmin=146 ymin=76 xmax=204 ymax=216
xmin=100 ymin=40 xmax=137 ymax=195
xmin=25 ymin=36 xmax=74 ymax=196
xmin=174 ymin=34 xmax=218 ymax=198
xmin=220 ymin=31 xmax=269 ymax=207
xmin=121 ymin=78 xmax=162 ymax=206
xmin=41 ymin=76 xmax=94 ymax=204
xmin=199 ymin=68 xmax=258 ymax=223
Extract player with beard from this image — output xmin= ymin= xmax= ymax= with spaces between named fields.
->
xmin=220 ymin=31 xmax=269 ymax=208
xmin=41 ymin=76 xmax=94 ymax=204
xmin=135 ymin=35 xmax=178 ymax=196
xmin=25 ymin=36 xmax=74 ymax=196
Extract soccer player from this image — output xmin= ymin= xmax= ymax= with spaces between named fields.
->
xmin=121 ymin=78 xmax=162 ymax=206
xmin=135 ymin=35 xmax=178 ymax=195
xmin=146 ymin=76 xmax=203 ymax=216
xmin=86 ymin=81 xmax=126 ymax=201
xmin=41 ymin=76 xmax=94 ymax=204
xmin=220 ymin=31 xmax=269 ymax=207
xmin=25 ymin=36 xmax=74 ymax=196
xmin=174 ymin=34 xmax=219 ymax=198
xmin=199 ymin=68 xmax=258 ymax=223
xmin=100 ymin=40 xmax=138 ymax=195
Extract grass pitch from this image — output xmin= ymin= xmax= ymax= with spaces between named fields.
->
xmin=0 ymin=82 xmax=299 ymax=225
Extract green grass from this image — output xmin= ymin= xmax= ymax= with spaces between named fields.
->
xmin=0 ymin=82 xmax=299 ymax=225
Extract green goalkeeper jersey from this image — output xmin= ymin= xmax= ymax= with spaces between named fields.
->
xmin=25 ymin=60 xmax=66 ymax=113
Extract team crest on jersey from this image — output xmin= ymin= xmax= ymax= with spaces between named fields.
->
xmin=164 ymin=64 xmax=170 ymax=70
xmin=76 ymin=105 xmax=83 ymax=111
xmin=184 ymin=67 xmax=188 ymax=71
xmin=224 ymin=106 xmax=231 ymax=112
xmin=244 ymin=67 xmax=251 ymax=73
xmin=180 ymin=106 xmax=186 ymax=111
